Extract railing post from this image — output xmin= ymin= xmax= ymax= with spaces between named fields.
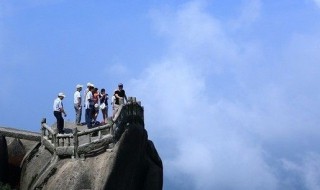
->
xmin=41 ymin=118 xmax=46 ymax=145
xmin=110 ymin=123 xmax=115 ymax=136
xmin=73 ymin=128 xmax=79 ymax=159
xmin=54 ymin=135 xmax=58 ymax=147
xmin=51 ymin=134 xmax=57 ymax=147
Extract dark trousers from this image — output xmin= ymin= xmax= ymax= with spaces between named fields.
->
xmin=85 ymin=108 xmax=93 ymax=129
xmin=54 ymin=111 xmax=64 ymax=133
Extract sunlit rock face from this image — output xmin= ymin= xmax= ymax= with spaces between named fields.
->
xmin=18 ymin=122 xmax=163 ymax=190
xmin=103 ymin=123 xmax=163 ymax=190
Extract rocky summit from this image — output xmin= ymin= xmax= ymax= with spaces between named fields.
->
xmin=0 ymin=101 xmax=163 ymax=190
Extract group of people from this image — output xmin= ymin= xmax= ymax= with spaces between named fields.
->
xmin=53 ymin=83 xmax=127 ymax=134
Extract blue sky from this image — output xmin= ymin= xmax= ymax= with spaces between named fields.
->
xmin=1 ymin=0 xmax=320 ymax=189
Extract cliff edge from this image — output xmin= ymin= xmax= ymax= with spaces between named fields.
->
xmin=17 ymin=122 xmax=162 ymax=190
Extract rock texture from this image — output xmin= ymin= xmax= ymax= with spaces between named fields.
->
xmin=0 ymin=135 xmax=8 ymax=183
xmin=17 ymin=122 xmax=162 ymax=190
xmin=0 ymin=136 xmax=38 ymax=189
xmin=104 ymin=123 xmax=163 ymax=190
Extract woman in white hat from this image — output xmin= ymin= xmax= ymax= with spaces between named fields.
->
xmin=53 ymin=92 xmax=67 ymax=134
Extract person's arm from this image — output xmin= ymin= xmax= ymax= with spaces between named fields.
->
xmin=124 ymin=93 xmax=128 ymax=103
xmin=60 ymin=102 xmax=67 ymax=116
xmin=77 ymin=97 xmax=81 ymax=108
xmin=61 ymin=108 xmax=67 ymax=116
xmin=114 ymin=93 xmax=121 ymax=99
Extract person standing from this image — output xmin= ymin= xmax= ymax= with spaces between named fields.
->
xmin=113 ymin=83 xmax=127 ymax=118
xmin=74 ymin=84 xmax=83 ymax=125
xmin=85 ymin=84 xmax=94 ymax=129
xmin=92 ymin=87 xmax=100 ymax=123
xmin=53 ymin=93 xmax=67 ymax=134
xmin=114 ymin=83 xmax=127 ymax=105
xmin=100 ymin=88 xmax=108 ymax=124
xmin=83 ymin=82 xmax=92 ymax=109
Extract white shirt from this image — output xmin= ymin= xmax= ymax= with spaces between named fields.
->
xmin=53 ymin=98 xmax=63 ymax=111
xmin=111 ymin=95 xmax=115 ymax=105
xmin=83 ymin=88 xmax=89 ymax=106
xmin=85 ymin=91 xmax=93 ymax=109
xmin=74 ymin=91 xmax=81 ymax=104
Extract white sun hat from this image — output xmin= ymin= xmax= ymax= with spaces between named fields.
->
xmin=87 ymin=82 xmax=94 ymax=87
xmin=76 ymin=84 xmax=83 ymax=88
xmin=58 ymin=92 xmax=66 ymax=97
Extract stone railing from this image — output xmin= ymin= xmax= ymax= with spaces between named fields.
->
xmin=41 ymin=119 xmax=113 ymax=159
xmin=112 ymin=97 xmax=144 ymax=140
xmin=41 ymin=97 xmax=144 ymax=159
xmin=0 ymin=126 xmax=41 ymax=141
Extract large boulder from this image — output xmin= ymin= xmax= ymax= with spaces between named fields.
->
xmin=0 ymin=136 xmax=39 ymax=188
xmin=6 ymin=138 xmax=27 ymax=188
xmin=0 ymin=135 xmax=8 ymax=183
xmin=20 ymin=122 xmax=163 ymax=190
xmin=103 ymin=123 xmax=163 ymax=190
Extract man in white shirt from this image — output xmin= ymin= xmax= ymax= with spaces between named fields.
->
xmin=83 ymin=82 xmax=92 ymax=108
xmin=74 ymin=84 xmax=83 ymax=125
xmin=85 ymin=84 xmax=94 ymax=129
xmin=53 ymin=93 xmax=67 ymax=134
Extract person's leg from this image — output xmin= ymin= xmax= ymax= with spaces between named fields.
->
xmin=91 ymin=109 xmax=95 ymax=122
xmin=85 ymin=108 xmax=90 ymax=128
xmin=102 ymin=109 xmax=107 ymax=123
xmin=86 ymin=108 xmax=92 ymax=129
xmin=54 ymin=111 xmax=59 ymax=131
xmin=59 ymin=115 xmax=64 ymax=133
xmin=95 ymin=109 xmax=99 ymax=122
xmin=112 ymin=105 xmax=117 ymax=119
xmin=55 ymin=111 xmax=64 ymax=133
xmin=112 ymin=104 xmax=121 ymax=121
xmin=79 ymin=106 xmax=82 ymax=124
xmin=106 ymin=106 xmax=108 ymax=122
xmin=89 ymin=108 xmax=93 ymax=128
xmin=74 ymin=104 xmax=79 ymax=124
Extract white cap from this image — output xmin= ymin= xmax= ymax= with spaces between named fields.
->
xmin=76 ymin=84 xmax=83 ymax=88
xmin=58 ymin=92 xmax=66 ymax=97
xmin=87 ymin=82 xmax=94 ymax=87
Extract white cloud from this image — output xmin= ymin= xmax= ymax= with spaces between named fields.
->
xmin=102 ymin=60 xmax=130 ymax=83
xmin=130 ymin=1 xmax=280 ymax=189
xmin=150 ymin=0 xmax=241 ymax=74
xmin=282 ymin=153 xmax=320 ymax=190
xmin=229 ymin=0 xmax=262 ymax=30
xmin=129 ymin=1 xmax=320 ymax=189
xmin=167 ymin=139 xmax=278 ymax=190
xmin=313 ymin=0 xmax=320 ymax=8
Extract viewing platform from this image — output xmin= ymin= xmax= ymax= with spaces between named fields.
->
xmin=40 ymin=96 xmax=144 ymax=159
